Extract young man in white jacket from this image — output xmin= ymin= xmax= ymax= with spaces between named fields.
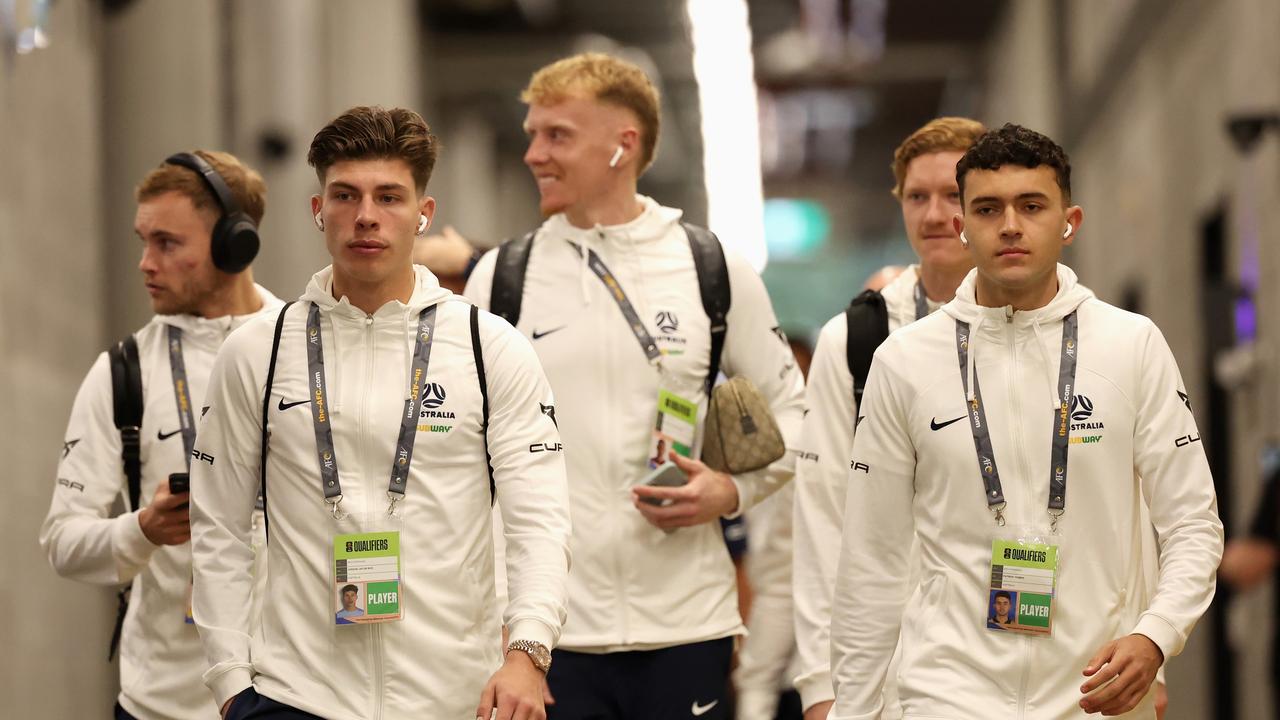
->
xmin=791 ymin=117 xmax=985 ymax=720
xmin=465 ymin=53 xmax=804 ymax=718
xmin=190 ymin=106 xmax=571 ymax=720
xmin=40 ymin=150 xmax=282 ymax=720
xmin=830 ymin=123 xmax=1223 ymax=719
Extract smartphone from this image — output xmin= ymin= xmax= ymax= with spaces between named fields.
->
xmin=169 ymin=472 xmax=190 ymax=509
xmin=638 ymin=462 xmax=686 ymax=506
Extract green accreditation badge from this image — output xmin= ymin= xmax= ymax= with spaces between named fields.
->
xmin=649 ymin=389 xmax=697 ymax=468
xmin=333 ymin=531 xmax=402 ymax=626
xmin=986 ymin=538 xmax=1058 ymax=636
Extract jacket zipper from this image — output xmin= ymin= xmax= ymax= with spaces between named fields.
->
xmin=603 ymin=236 xmax=632 ymax=644
xmin=1004 ymin=311 xmax=1033 ymax=719
xmin=358 ymin=314 xmax=386 ymax=720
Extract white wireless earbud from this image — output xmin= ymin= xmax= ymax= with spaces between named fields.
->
xmin=314 ymin=212 xmax=324 ymax=231
xmin=417 ymin=214 xmax=430 ymax=236
xmin=959 ymin=231 xmax=969 ymax=248
xmin=1063 ymin=222 xmax=1073 ymax=239
xmin=608 ymin=146 xmax=624 ymax=168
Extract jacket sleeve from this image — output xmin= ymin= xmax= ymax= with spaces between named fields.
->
xmin=718 ymin=252 xmax=805 ymax=515
xmin=39 ymin=352 xmax=159 ymax=585
xmin=189 ymin=323 xmax=267 ymax=707
xmin=481 ymin=312 xmax=572 ymax=649
xmin=792 ymin=316 xmax=853 ymax=709
xmin=830 ymin=347 xmax=916 ymax=720
xmin=1129 ymin=322 xmax=1224 ymax=660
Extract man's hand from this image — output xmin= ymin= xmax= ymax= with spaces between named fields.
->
xmin=1155 ymin=680 xmax=1167 ymax=719
xmin=803 ymin=700 xmax=833 ymax=720
xmin=631 ymin=452 xmax=739 ymax=530
xmin=138 ymin=480 xmax=190 ymax=546
xmin=476 ymin=649 xmax=546 ymax=720
xmin=1080 ymin=634 xmax=1164 ymax=715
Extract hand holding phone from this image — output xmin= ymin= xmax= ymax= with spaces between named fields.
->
xmin=637 ymin=462 xmax=687 ymax=507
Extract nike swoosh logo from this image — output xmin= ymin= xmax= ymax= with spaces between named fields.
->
xmin=531 ymin=326 xmax=566 ymax=340
xmin=278 ymin=398 xmax=310 ymax=411
xmin=930 ymin=416 xmax=965 ymax=431
xmin=691 ymin=699 xmax=719 ymax=716
xmin=157 ymin=429 xmax=181 ymax=441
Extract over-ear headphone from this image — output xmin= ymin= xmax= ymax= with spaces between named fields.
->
xmin=608 ymin=146 xmax=624 ymax=168
xmin=1063 ymin=222 xmax=1073 ymax=239
xmin=164 ymin=152 xmax=260 ymax=274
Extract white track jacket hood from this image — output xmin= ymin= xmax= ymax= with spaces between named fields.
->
xmin=191 ymin=266 xmax=571 ymax=719
xmin=466 ymin=196 xmax=805 ymax=650
xmin=41 ymin=286 xmax=282 ymax=720
xmin=831 ymin=265 xmax=1222 ymax=720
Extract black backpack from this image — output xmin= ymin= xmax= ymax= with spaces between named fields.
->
xmin=844 ymin=289 xmax=891 ymax=404
xmin=489 ymin=222 xmax=731 ymax=396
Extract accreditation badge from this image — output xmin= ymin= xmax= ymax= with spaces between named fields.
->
xmin=649 ymin=389 xmax=697 ymax=468
xmin=985 ymin=533 xmax=1058 ymax=636
xmin=333 ymin=530 xmax=402 ymax=626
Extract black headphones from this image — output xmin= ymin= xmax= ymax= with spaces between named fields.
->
xmin=163 ymin=152 xmax=260 ymax=274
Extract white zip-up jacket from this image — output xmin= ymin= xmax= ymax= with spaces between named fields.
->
xmin=792 ymin=267 xmax=928 ymax=711
xmin=40 ymin=286 xmax=282 ymax=720
xmin=190 ymin=266 xmax=571 ymax=719
xmin=830 ymin=265 xmax=1223 ymax=720
xmin=465 ymin=196 xmax=804 ymax=650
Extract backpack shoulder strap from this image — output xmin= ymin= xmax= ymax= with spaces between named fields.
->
xmin=845 ymin=289 xmax=890 ymax=404
xmin=109 ymin=334 xmax=144 ymax=512
xmin=489 ymin=230 xmax=537 ymax=328
xmin=259 ymin=301 xmax=296 ymax=543
xmin=470 ymin=304 xmax=495 ymax=503
xmin=681 ymin=222 xmax=731 ymax=396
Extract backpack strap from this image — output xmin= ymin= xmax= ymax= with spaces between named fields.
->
xmin=106 ymin=334 xmax=142 ymax=662
xmin=681 ymin=222 xmax=731 ymax=396
xmin=109 ymin=335 xmax=144 ymax=513
xmin=259 ymin=301 xmax=295 ymax=543
xmin=489 ymin=230 xmax=537 ymax=328
xmin=470 ymin=304 xmax=496 ymax=503
xmin=845 ymin=289 xmax=890 ymax=404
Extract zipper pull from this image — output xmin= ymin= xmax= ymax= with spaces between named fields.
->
xmin=365 ymin=315 xmax=374 ymax=326
xmin=1005 ymin=306 xmax=1014 ymax=323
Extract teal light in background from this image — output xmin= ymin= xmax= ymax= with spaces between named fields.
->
xmin=763 ymin=198 xmax=830 ymax=260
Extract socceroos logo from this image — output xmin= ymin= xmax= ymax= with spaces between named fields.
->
xmin=419 ymin=382 xmax=455 ymax=420
xmin=1069 ymin=394 xmax=1105 ymax=444
xmin=655 ymin=311 xmax=679 ymax=334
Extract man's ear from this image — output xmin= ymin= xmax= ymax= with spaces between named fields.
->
xmin=952 ymin=212 xmax=965 ymax=237
xmin=1063 ymin=205 xmax=1083 ymax=246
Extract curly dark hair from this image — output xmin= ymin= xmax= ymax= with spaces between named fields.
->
xmin=308 ymin=106 xmax=439 ymax=195
xmin=956 ymin=123 xmax=1071 ymax=204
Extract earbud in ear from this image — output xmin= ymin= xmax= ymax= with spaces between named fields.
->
xmin=1063 ymin=222 xmax=1073 ymax=239
xmin=959 ymin=231 xmax=969 ymax=248
xmin=417 ymin=214 xmax=430 ymax=236
xmin=314 ymin=212 xmax=324 ymax=231
xmin=608 ymin=146 xmax=624 ymax=168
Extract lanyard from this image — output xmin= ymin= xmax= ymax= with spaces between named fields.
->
xmin=571 ymin=244 xmax=662 ymax=364
xmin=913 ymin=280 xmax=929 ymax=321
xmin=166 ymin=326 xmax=197 ymax=469
xmin=306 ymin=302 xmax=438 ymax=518
xmin=955 ymin=310 xmax=1078 ymax=529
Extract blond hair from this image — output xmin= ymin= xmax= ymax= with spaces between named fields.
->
xmin=890 ymin=117 xmax=987 ymax=198
xmin=136 ymin=150 xmax=267 ymax=225
xmin=522 ymin=52 xmax=661 ymax=174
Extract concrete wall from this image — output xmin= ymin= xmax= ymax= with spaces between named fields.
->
xmin=0 ymin=1 xmax=117 ymax=716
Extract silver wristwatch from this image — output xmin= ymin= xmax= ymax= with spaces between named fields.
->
xmin=506 ymin=639 xmax=552 ymax=673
